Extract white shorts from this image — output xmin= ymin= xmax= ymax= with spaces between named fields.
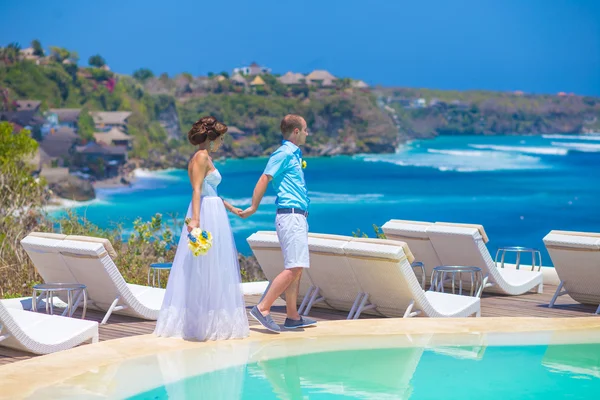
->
xmin=276 ymin=213 xmax=310 ymax=269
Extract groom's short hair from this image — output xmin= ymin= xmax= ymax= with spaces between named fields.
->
xmin=280 ymin=114 xmax=304 ymax=138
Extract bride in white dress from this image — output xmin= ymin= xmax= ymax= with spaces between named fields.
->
xmin=154 ymin=116 xmax=249 ymax=341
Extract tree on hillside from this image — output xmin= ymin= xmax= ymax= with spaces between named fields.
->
xmin=89 ymin=54 xmax=106 ymax=68
xmin=77 ymin=108 xmax=96 ymax=142
xmin=49 ymin=46 xmax=78 ymax=64
xmin=1 ymin=42 xmax=21 ymax=64
xmin=0 ymin=122 xmax=45 ymax=215
xmin=220 ymin=71 xmax=229 ymax=79
xmin=31 ymin=39 xmax=44 ymax=56
xmin=133 ymin=68 xmax=154 ymax=82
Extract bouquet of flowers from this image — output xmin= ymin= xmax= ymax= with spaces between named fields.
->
xmin=184 ymin=218 xmax=213 ymax=256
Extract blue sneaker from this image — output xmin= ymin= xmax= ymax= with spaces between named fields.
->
xmin=283 ymin=316 xmax=318 ymax=329
xmin=250 ymin=306 xmax=281 ymax=333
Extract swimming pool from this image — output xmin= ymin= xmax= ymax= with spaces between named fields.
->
xmin=25 ymin=328 xmax=600 ymax=400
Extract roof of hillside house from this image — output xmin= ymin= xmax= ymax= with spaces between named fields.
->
xmin=321 ymin=78 xmax=336 ymax=87
xmin=249 ymin=62 xmax=260 ymax=67
xmin=16 ymin=100 xmax=42 ymax=112
xmin=306 ymin=70 xmax=337 ymax=82
xmin=49 ymin=108 xmax=81 ymax=123
xmin=278 ymin=72 xmax=306 ymax=85
xmin=75 ymin=142 xmax=128 ymax=155
xmin=0 ymin=111 xmax=39 ymax=127
xmin=93 ymin=127 xmax=132 ymax=145
xmin=352 ymin=80 xmax=369 ymax=88
xmin=250 ymin=76 xmax=266 ymax=86
xmin=90 ymin=111 xmax=132 ymax=125
xmin=230 ymin=73 xmax=247 ymax=85
xmin=40 ymin=127 xmax=78 ymax=158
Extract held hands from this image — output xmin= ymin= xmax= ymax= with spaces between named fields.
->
xmin=238 ymin=206 xmax=256 ymax=219
xmin=229 ymin=206 xmax=243 ymax=215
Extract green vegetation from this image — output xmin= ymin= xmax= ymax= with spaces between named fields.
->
xmin=88 ymin=54 xmax=106 ymax=68
xmin=0 ymin=122 xmax=263 ymax=298
xmin=0 ymin=122 xmax=48 ymax=297
xmin=381 ymin=88 xmax=600 ymax=136
xmin=1 ymin=46 xmax=599 ymax=165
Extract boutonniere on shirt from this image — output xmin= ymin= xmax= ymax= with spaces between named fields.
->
xmin=301 ymin=159 xmax=307 ymax=169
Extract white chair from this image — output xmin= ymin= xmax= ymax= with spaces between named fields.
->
xmin=427 ymin=222 xmax=543 ymax=296
xmin=302 ymin=235 xmax=365 ymax=317
xmin=22 ymin=233 xmax=165 ymax=324
xmin=343 ymin=239 xmax=481 ymax=318
xmin=0 ymin=301 xmax=98 ymax=355
xmin=543 ymin=230 xmax=600 ymax=314
xmin=20 ymin=232 xmax=76 ymax=285
xmin=246 ymin=231 xmax=319 ymax=314
xmin=381 ymin=219 xmax=443 ymax=286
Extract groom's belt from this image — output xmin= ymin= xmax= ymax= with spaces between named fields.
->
xmin=276 ymin=208 xmax=308 ymax=218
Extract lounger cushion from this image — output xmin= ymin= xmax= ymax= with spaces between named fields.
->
xmin=387 ymin=219 xmax=432 ymax=226
xmin=351 ymin=237 xmax=415 ymax=264
xmin=29 ymin=231 xmax=67 ymax=240
xmin=66 ymin=235 xmax=118 ymax=259
xmin=543 ymin=233 xmax=600 ymax=251
xmin=548 ymin=230 xmax=600 ymax=239
xmin=434 ymin=222 xmax=489 ymax=243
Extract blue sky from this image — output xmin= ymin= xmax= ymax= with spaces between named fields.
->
xmin=1 ymin=0 xmax=599 ymax=95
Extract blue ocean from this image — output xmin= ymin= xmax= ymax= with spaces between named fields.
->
xmin=48 ymin=134 xmax=600 ymax=264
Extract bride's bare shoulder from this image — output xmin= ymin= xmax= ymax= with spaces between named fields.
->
xmin=189 ymin=150 xmax=209 ymax=166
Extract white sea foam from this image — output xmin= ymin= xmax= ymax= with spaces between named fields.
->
xmin=543 ymin=134 xmax=600 ymax=141
xmin=428 ymin=149 xmax=488 ymax=157
xmin=468 ymin=144 xmax=568 ymax=156
xmin=133 ymin=168 xmax=182 ymax=180
xmin=310 ymin=191 xmax=385 ymax=204
xmin=43 ymin=197 xmax=107 ymax=212
xmin=225 ymin=196 xmax=277 ymax=207
xmin=551 ymin=142 xmax=600 ymax=152
xmin=361 ymin=147 xmax=546 ymax=172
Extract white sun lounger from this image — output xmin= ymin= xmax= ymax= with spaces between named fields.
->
xmin=426 ymin=222 xmax=543 ymax=296
xmin=543 ymin=230 xmax=600 ymax=314
xmin=49 ymin=239 xmax=165 ymax=324
xmin=381 ymin=219 xmax=443 ymax=286
xmin=246 ymin=231 xmax=318 ymax=314
xmin=302 ymin=235 xmax=365 ymax=317
xmin=343 ymin=239 xmax=480 ymax=318
xmin=22 ymin=233 xmax=165 ymax=324
xmin=20 ymin=232 xmax=76 ymax=285
xmin=0 ymin=301 xmax=98 ymax=354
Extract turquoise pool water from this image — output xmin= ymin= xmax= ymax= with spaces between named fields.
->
xmin=129 ymin=341 xmax=600 ymax=399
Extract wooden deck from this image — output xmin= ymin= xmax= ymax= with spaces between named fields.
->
xmin=1 ymin=282 xmax=598 ymax=367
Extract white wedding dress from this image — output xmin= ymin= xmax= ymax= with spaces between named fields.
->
xmin=154 ymin=169 xmax=249 ymax=341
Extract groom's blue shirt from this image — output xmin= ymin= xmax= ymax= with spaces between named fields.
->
xmin=263 ymin=140 xmax=310 ymax=211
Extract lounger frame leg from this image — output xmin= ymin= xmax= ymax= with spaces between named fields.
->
xmin=297 ymin=285 xmax=314 ymax=315
xmin=101 ymin=297 xmax=128 ymax=324
xmin=403 ymin=300 xmax=421 ymax=318
xmin=549 ymin=281 xmax=567 ymax=308
xmin=347 ymin=293 xmax=364 ymax=319
xmin=595 ymin=304 xmax=600 ymax=315
xmin=302 ymin=287 xmax=325 ymax=316
xmin=352 ymin=293 xmax=376 ymax=319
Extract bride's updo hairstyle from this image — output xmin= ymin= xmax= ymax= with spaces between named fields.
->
xmin=188 ymin=116 xmax=228 ymax=146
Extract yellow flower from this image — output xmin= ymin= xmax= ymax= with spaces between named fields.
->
xmin=187 ymin=228 xmax=213 ymax=256
xmin=302 ymin=159 xmax=307 ymax=169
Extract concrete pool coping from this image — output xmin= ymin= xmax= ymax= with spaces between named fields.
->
xmin=2 ymin=316 xmax=600 ymax=399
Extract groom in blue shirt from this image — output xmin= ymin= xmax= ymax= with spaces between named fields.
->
xmin=240 ymin=114 xmax=317 ymax=333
